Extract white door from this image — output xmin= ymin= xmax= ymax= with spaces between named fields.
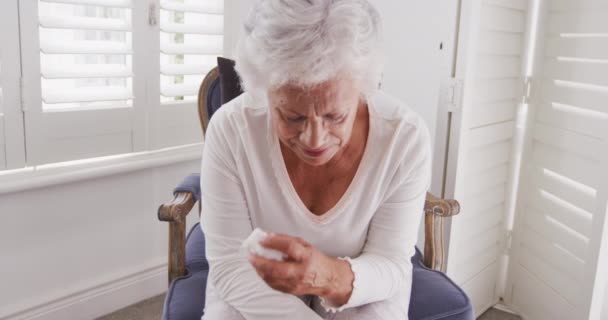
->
xmin=504 ymin=0 xmax=608 ymax=319
xmin=445 ymin=0 xmax=532 ymax=316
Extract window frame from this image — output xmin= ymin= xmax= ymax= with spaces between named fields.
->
xmin=8 ymin=0 xmax=217 ymax=169
xmin=0 ymin=0 xmax=26 ymax=170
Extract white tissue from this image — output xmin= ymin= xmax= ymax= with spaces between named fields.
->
xmin=241 ymin=228 xmax=285 ymax=261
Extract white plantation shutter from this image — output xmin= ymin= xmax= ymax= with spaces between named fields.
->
xmin=150 ymin=0 xmax=223 ymax=149
xmin=159 ymin=0 xmax=222 ymax=102
xmin=0 ymin=0 xmax=26 ymax=170
xmin=506 ymin=1 xmax=608 ymax=319
xmin=445 ymin=0 xmax=530 ymax=316
xmin=19 ymin=0 xmax=137 ymax=165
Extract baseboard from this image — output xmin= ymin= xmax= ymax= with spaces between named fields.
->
xmin=2 ymin=263 xmax=167 ymax=320
xmin=493 ymin=303 xmax=521 ymax=316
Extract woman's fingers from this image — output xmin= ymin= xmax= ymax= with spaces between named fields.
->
xmin=260 ymin=233 xmax=310 ymax=261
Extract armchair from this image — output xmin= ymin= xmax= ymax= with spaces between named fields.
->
xmin=157 ymin=57 xmax=473 ymax=320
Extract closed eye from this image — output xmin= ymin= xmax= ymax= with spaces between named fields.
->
xmin=325 ymin=114 xmax=347 ymax=122
xmin=286 ymin=115 xmax=306 ymax=123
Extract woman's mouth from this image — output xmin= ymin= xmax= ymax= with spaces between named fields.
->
xmin=302 ymin=148 xmax=327 ymax=157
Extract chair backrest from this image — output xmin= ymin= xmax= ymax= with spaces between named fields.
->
xmin=197 ymin=67 xmax=221 ymax=135
xmin=197 ymin=57 xmax=243 ymax=135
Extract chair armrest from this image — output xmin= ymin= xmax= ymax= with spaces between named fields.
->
xmin=423 ymin=192 xmax=461 ymax=272
xmin=158 ymin=173 xmax=201 ymax=222
xmin=158 ymin=192 xmax=197 ymax=222
xmin=158 ymin=174 xmax=201 ymax=283
xmin=424 ymin=192 xmax=460 ymax=217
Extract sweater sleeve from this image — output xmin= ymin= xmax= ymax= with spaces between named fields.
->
xmin=200 ymin=111 xmax=323 ymax=320
xmin=320 ymin=121 xmax=432 ymax=313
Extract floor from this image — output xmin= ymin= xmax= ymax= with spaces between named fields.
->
xmin=96 ymin=294 xmax=165 ymax=320
xmin=97 ymin=295 xmax=522 ymax=320
xmin=478 ymin=308 xmax=522 ymax=320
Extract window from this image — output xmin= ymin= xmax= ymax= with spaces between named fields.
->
xmin=0 ymin=0 xmax=223 ymax=171
xmin=38 ymin=1 xmax=133 ymax=111
xmin=159 ymin=0 xmax=223 ymax=103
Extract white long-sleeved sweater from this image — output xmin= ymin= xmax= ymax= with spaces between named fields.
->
xmin=200 ymin=90 xmax=432 ymax=319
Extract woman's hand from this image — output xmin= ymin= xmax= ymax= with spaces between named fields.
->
xmin=248 ymin=233 xmax=354 ymax=304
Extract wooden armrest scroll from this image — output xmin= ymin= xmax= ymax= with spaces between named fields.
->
xmin=158 ymin=191 xmax=197 ymax=283
xmin=423 ymin=192 xmax=461 ymax=272
xmin=158 ymin=192 xmax=196 ymax=222
xmin=424 ymin=192 xmax=460 ymax=217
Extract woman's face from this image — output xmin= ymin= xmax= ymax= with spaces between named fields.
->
xmin=268 ymin=78 xmax=362 ymax=166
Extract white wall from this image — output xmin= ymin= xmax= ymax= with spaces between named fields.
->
xmin=0 ymin=160 xmax=201 ymax=319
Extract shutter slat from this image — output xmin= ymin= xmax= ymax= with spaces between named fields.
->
xmin=467 ymin=121 xmax=515 ymax=148
xmin=160 ymin=43 xmax=222 ymax=55
xmin=450 ymin=225 xmax=502 ymax=263
xmin=40 ymin=0 xmax=132 ymax=8
xmin=470 ymin=100 xmax=517 ymax=128
xmin=160 ymin=22 xmax=222 ymax=35
xmin=518 ymin=246 xmax=581 ymax=306
xmin=532 ymin=142 xmax=599 ymax=190
xmin=160 ymin=0 xmax=223 ymax=15
xmin=160 ymin=84 xmax=199 ymax=97
xmin=41 ymin=64 xmax=132 ymax=79
xmin=545 ymin=36 xmax=608 ymax=59
xmin=451 ymin=243 xmax=500 ymax=286
xmin=465 ymin=140 xmax=512 ymax=173
xmin=42 ymin=87 xmax=132 ymax=103
xmin=549 ymin=0 xmax=608 ymax=13
xmin=452 ymin=209 xmax=503 ymax=249
xmin=464 ymin=164 xmax=509 ymax=195
xmin=523 ymin=208 xmax=589 ymax=259
xmin=533 ymin=122 xmax=602 ymax=161
xmin=473 ymin=79 xmax=520 ymax=102
xmin=541 ymin=81 xmax=608 ymax=114
xmin=520 ymin=228 xmax=585 ymax=281
xmin=548 ymin=12 xmax=608 ymax=34
xmin=484 ymin=0 xmax=528 ymax=11
xmin=543 ymin=59 xmax=608 ymax=86
xmin=481 ymin=4 xmax=526 ymax=33
xmin=530 ymin=165 xmax=597 ymax=215
xmin=475 ymin=56 xmax=522 ymax=79
xmin=528 ymin=187 xmax=593 ymax=238
xmin=41 ymin=40 xmax=132 ymax=54
xmin=39 ymin=15 xmax=131 ymax=31
xmin=536 ymin=102 xmax=607 ymax=139
xmin=161 ymin=63 xmax=213 ymax=76
xmin=478 ymin=31 xmax=524 ymax=56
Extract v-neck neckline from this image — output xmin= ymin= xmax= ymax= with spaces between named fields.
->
xmin=268 ymin=101 xmax=376 ymax=225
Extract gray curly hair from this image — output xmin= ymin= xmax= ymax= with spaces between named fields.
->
xmin=234 ymin=0 xmax=383 ymax=99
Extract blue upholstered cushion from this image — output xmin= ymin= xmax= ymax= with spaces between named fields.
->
xmin=163 ymin=224 xmax=473 ymax=320
xmin=185 ymin=223 xmax=208 ymax=272
xmin=162 ymin=267 xmax=209 ymax=320
xmin=409 ymin=249 xmax=474 ymax=320
xmin=206 ymin=76 xmax=222 ymax=121
xmin=173 ymin=173 xmax=201 ymax=202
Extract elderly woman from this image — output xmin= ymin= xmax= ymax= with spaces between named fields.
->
xmin=200 ymin=0 xmax=432 ymax=319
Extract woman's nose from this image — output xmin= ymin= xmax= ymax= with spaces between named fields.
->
xmin=301 ymin=119 xmax=327 ymax=149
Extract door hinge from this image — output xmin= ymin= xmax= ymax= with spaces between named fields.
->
xmin=521 ymin=77 xmax=532 ymax=104
xmin=446 ymin=78 xmax=464 ymax=112
xmin=503 ymin=230 xmax=513 ymax=253
xmin=19 ymin=77 xmax=27 ymax=112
